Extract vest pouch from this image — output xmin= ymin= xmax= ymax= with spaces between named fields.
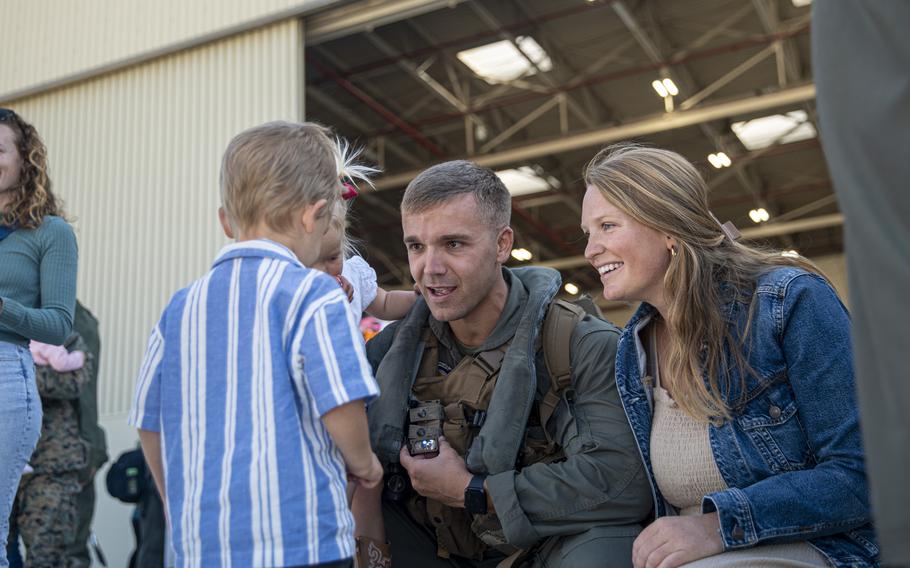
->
xmin=443 ymin=403 xmax=479 ymax=456
xmin=408 ymin=400 xmax=444 ymax=457
xmin=472 ymin=512 xmax=520 ymax=556
xmin=426 ymin=498 xmax=487 ymax=560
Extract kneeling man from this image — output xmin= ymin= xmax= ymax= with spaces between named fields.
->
xmin=358 ymin=160 xmax=651 ymax=567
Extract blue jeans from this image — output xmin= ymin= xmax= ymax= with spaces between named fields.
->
xmin=0 ymin=343 xmax=41 ymax=568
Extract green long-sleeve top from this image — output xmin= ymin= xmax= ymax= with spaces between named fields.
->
xmin=0 ymin=215 xmax=78 ymax=346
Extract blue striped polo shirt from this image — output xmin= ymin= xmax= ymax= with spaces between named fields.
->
xmin=128 ymin=239 xmax=379 ymax=568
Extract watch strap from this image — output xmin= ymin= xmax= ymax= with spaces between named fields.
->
xmin=465 ymin=473 xmax=488 ymax=515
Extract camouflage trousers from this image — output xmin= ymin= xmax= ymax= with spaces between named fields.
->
xmin=13 ymin=472 xmax=82 ymax=568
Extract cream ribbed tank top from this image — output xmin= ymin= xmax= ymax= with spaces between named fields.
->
xmin=646 ymin=329 xmax=727 ymax=516
xmin=645 ymin=327 xmax=828 ymax=567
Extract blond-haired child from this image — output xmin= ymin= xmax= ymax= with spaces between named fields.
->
xmin=129 ymin=121 xmax=381 ymax=568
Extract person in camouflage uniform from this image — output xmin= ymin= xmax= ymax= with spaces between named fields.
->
xmin=12 ymin=331 xmax=91 ymax=568
xmin=66 ymin=302 xmax=108 ymax=568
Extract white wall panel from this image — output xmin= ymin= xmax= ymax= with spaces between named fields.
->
xmin=2 ymin=0 xmax=335 ymax=97
xmin=8 ymin=19 xmax=304 ymax=416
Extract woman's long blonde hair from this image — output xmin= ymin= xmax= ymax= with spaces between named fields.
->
xmin=0 ymin=109 xmax=63 ymax=229
xmin=584 ymin=143 xmax=825 ymax=422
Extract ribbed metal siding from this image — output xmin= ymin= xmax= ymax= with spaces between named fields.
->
xmin=2 ymin=0 xmax=333 ymax=97
xmin=8 ymin=19 xmax=304 ymax=415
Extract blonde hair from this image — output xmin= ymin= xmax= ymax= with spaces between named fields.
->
xmin=584 ymin=143 xmax=826 ymax=422
xmin=328 ymin=199 xmax=357 ymax=259
xmin=0 ymin=109 xmax=65 ymax=229
xmin=220 ymin=121 xmax=341 ymax=233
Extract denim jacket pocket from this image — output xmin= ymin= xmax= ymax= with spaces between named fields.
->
xmin=735 ymin=389 xmax=812 ymax=474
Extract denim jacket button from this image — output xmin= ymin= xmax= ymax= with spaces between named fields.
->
xmin=732 ymin=524 xmax=745 ymax=540
xmin=769 ymin=405 xmax=782 ymax=419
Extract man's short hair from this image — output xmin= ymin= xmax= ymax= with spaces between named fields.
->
xmin=401 ymin=160 xmax=511 ymax=231
xmin=220 ymin=121 xmax=339 ymax=232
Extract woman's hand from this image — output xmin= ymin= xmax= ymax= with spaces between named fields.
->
xmin=633 ymin=513 xmax=724 ymax=568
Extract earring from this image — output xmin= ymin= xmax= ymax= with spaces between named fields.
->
xmin=671 ymin=246 xmax=678 ymax=257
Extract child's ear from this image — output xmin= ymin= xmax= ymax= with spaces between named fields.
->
xmin=300 ymin=199 xmax=328 ymax=234
xmin=218 ymin=207 xmax=235 ymax=239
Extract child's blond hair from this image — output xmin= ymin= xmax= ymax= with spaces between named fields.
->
xmin=220 ymin=121 xmax=340 ymax=232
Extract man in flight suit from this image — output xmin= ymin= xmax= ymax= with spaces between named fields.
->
xmin=361 ymin=160 xmax=651 ymax=567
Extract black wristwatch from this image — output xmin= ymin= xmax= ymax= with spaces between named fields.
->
xmin=464 ymin=473 xmax=488 ymax=515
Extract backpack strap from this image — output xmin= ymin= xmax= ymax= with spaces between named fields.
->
xmin=539 ymin=299 xmax=586 ymax=430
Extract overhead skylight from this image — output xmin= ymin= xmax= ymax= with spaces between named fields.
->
xmin=456 ymin=36 xmax=552 ymax=84
xmin=495 ymin=166 xmax=559 ymax=197
xmin=731 ymin=110 xmax=817 ymax=150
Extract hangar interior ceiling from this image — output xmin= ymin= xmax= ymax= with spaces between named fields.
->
xmin=304 ymin=0 xmax=834 ymax=304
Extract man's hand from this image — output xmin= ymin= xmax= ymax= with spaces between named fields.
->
xmin=335 ymin=275 xmax=355 ymax=302
xmin=399 ymin=437 xmax=472 ymax=508
xmin=632 ymin=513 xmax=724 ymax=568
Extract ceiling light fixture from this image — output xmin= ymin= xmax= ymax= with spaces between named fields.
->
xmin=651 ymin=78 xmax=678 ymax=98
xmin=511 ymin=248 xmax=533 ymax=262
xmin=748 ymin=208 xmax=771 ymax=223
xmin=708 ymin=152 xmax=732 ymax=168
xmin=564 ymin=283 xmax=580 ymax=295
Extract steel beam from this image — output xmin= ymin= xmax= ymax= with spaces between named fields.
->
xmin=671 ymin=3 xmax=755 ymax=60
xmin=307 ymin=0 xmax=466 ymax=45
xmin=372 ymin=84 xmax=816 ymax=190
xmin=468 ymin=1 xmax=597 ymax=128
xmin=750 ymin=0 xmax=802 ymax=84
xmin=478 ymin=96 xmax=560 ymax=154
xmin=307 ymin=86 xmax=423 ymax=167
xmin=609 ymin=0 xmax=760 ymax=201
xmin=679 ymin=44 xmax=777 ymax=110
xmin=307 ymin=55 xmax=446 ymax=158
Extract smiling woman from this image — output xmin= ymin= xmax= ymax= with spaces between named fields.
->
xmin=0 ymin=108 xmax=77 ymax=565
xmin=580 ymin=143 xmax=877 ymax=567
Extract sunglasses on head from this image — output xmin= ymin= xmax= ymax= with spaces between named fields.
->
xmin=0 ymin=108 xmax=16 ymax=122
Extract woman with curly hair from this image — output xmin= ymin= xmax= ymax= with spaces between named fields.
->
xmin=0 ymin=107 xmax=77 ymax=565
xmin=580 ymin=144 xmax=876 ymax=567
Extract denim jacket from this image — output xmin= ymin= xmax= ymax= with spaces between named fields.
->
xmin=615 ymin=267 xmax=879 ymax=567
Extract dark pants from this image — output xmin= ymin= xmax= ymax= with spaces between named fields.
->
xmin=813 ymin=2 xmax=910 ymax=565
xmin=5 ymin=518 xmax=21 ymax=568
xmin=382 ymin=500 xmax=639 ymax=568
xmin=131 ymin=488 xmax=165 ymax=568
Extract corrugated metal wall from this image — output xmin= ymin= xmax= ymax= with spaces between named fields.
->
xmin=2 ymin=0 xmax=334 ymax=97
xmin=7 ymin=19 xmax=304 ymax=415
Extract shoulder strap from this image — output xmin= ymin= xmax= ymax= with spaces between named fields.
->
xmin=539 ymin=299 xmax=586 ymax=428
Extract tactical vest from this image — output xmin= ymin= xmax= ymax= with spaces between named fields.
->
xmin=405 ymin=300 xmax=586 ymax=560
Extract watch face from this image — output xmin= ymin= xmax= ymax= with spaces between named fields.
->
xmin=465 ymin=476 xmax=487 ymax=515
